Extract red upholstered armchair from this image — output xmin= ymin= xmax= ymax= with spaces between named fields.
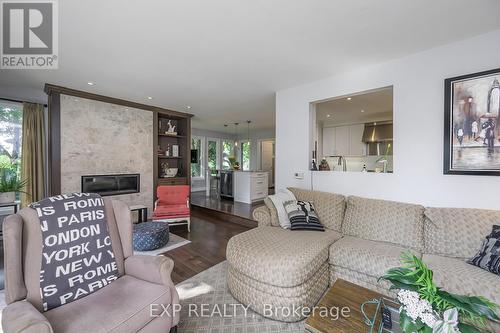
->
xmin=153 ymin=185 xmax=191 ymax=232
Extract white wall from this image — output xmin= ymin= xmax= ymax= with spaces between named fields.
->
xmin=276 ymin=29 xmax=500 ymax=209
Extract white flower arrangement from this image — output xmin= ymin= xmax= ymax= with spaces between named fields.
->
xmin=397 ymin=290 xmax=460 ymax=333
xmin=381 ymin=252 xmax=499 ymax=333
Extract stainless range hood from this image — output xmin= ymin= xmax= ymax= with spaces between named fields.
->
xmin=362 ymin=122 xmax=393 ymax=143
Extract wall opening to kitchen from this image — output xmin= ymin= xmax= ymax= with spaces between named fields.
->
xmin=310 ymin=86 xmax=393 ymax=173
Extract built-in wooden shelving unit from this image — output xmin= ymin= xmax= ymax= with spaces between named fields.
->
xmin=153 ymin=111 xmax=192 ymax=192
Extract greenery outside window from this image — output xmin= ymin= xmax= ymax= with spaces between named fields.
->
xmin=0 ymin=101 xmax=23 ymax=200
xmin=241 ymin=141 xmax=251 ymax=171
xmin=222 ymin=140 xmax=234 ymax=170
xmin=207 ymin=138 xmax=220 ymax=173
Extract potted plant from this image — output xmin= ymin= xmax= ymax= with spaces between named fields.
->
xmin=228 ymin=156 xmax=240 ymax=170
xmin=0 ymin=157 xmax=27 ymax=204
xmin=380 ymin=252 xmax=499 ymax=333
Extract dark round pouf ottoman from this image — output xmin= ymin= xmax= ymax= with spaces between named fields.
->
xmin=133 ymin=222 xmax=170 ymax=251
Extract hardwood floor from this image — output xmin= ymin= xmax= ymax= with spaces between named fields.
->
xmin=165 ymin=209 xmax=253 ymax=284
xmin=190 ymin=191 xmax=263 ymax=221
xmin=0 ymin=207 xmax=253 ymax=288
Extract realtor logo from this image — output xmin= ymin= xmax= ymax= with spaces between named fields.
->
xmin=1 ymin=0 xmax=58 ymax=69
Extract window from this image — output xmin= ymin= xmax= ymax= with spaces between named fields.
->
xmin=207 ymin=138 xmax=220 ymax=172
xmin=0 ymin=100 xmax=23 ymax=181
xmin=240 ymin=141 xmax=251 ymax=171
xmin=222 ymin=140 xmax=234 ymax=170
xmin=191 ymin=136 xmax=204 ymax=178
xmin=313 ymin=86 xmax=393 ymax=173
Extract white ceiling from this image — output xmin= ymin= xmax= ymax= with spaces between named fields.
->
xmin=1 ymin=0 xmax=500 ymax=132
xmin=317 ymin=87 xmax=393 ymax=126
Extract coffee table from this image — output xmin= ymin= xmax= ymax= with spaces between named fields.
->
xmin=305 ymin=279 xmax=400 ymax=333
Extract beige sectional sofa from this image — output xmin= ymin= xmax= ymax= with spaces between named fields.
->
xmin=226 ymin=187 xmax=500 ymax=329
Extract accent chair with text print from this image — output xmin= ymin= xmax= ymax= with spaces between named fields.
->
xmin=2 ymin=197 xmax=180 ymax=333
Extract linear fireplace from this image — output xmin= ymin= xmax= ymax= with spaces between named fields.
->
xmin=81 ymin=174 xmax=140 ymax=196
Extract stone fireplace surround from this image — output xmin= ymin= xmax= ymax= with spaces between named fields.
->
xmin=59 ymin=94 xmax=154 ymax=217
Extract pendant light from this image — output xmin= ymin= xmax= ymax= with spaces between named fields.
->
xmin=234 ymin=123 xmax=239 ymax=147
xmin=246 ymin=120 xmax=251 ymax=144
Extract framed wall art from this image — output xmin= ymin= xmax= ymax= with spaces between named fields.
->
xmin=444 ymin=68 xmax=500 ymax=175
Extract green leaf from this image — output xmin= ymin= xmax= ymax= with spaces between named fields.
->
xmin=421 ymin=326 xmax=433 ymax=333
xmin=439 ymin=291 xmax=500 ymax=322
xmin=399 ymin=311 xmax=424 ymax=333
xmin=380 ymin=268 xmax=419 ymax=285
xmin=386 ymin=280 xmax=419 ymax=292
xmin=457 ymin=323 xmax=481 ymax=333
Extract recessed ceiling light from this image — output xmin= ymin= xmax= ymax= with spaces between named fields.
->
xmin=186 ymin=105 xmax=192 ymax=109
xmin=347 ymin=97 xmax=352 ymax=101
xmin=147 ymin=96 xmax=153 ymax=100
xmin=361 ymin=109 xmax=365 ymax=113
xmin=87 ymin=82 xmax=94 ymax=86
xmin=326 ymin=114 xmax=331 ymax=118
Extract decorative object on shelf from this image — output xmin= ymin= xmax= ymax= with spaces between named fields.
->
xmin=380 ymin=252 xmax=500 ymax=333
xmin=160 ymin=162 xmax=168 ymax=177
xmin=444 ymin=67 xmax=500 ymax=176
xmin=161 ymin=162 xmax=178 ymax=178
xmin=310 ymin=159 xmax=318 ymax=171
xmin=161 ymin=162 xmax=177 ymax=178
xmin=165 ymin=120 xmax=177 ymax=136
xmin=165 ymin=144 xmax=171 ymax=157
xmin=172 ymin=144 xmax=179 ymax=157
xmin=0 ymin=156 xmax=27 ymax=204
xmin=165 ymin=168 xmax=178 ymax=178
xmin=160 ymin=162 xmax=177 ymax=178
xmin=318 ymin=158 xmax=330 ymax=171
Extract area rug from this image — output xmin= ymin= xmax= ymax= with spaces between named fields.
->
xmin=176 ymin=261 xmax=305 ymax=333
xmin=134 ymin=232 xmax=191 ymax=256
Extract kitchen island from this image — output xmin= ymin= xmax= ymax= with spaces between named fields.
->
xmin=233 ymin=171 xmax=268 ymax=204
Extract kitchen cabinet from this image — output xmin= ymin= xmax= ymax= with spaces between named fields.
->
xmin=349 ymin=124 xmax=366 ymax=156
xmin=334 ymin=126 xmax=350 ymax=156
xmin=322 ymin=124 xmax=366 ymax=157
xmin=322 ymin=127 xmax=336 ymax=156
